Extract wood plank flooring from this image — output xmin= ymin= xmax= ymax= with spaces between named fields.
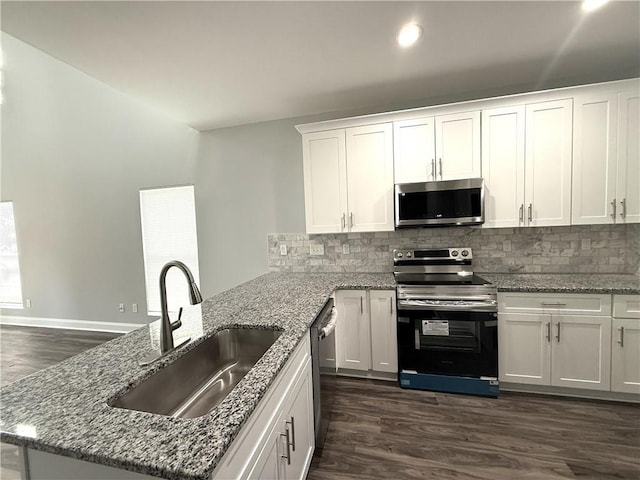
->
xmin=308 ymin=376 xmax=640 ymax=480
xmin=1 ymin=326 xmax=638 ymax=479
xmin=0 ymin=325 xmax=121 ymax=480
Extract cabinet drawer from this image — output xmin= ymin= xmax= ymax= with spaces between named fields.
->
xmin=613 ymin=295 xmax=640 ymax=319
xmin=499 ymin=293 xmax=612 ymax=316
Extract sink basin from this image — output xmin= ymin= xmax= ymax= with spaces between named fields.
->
xmin=110 ymin=328 xmax=282 ymax=418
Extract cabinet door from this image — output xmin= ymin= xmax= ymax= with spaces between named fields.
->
xmin=283 ymin=362 xmax=315 ymax=480
xmin=369 ymin=290 xmax=397 ymax=373
xmin=524 ymin=99 xmax=573 ymax=226
xmin=551 ymin=315 xmax=611 ymax=391
xmin=345 ymin=124 xmax=394 ymax=232
xmin=393 ymin=117 xmax=436 ymax=183
xmin=302 ymin=129 xmax=348 ymax=234
xmin=481 ymin=106 xmax=526 ymax=228
xmin=611 ymin=318 xmax=640 ymax=394
xmin=498 ymin=313 xmax=551 ymax=386
xmin=434 ymin=111 xmax=481 ymax=181
xmin=247 ymin=424 xmax=285 ymax=480
xmin=572 ymin=93 xmax=618 ymax=225
xmin=617 ymin=91 xmax=640 ymax=223
xmin=335 ymin=290 xmax=370 ymax=371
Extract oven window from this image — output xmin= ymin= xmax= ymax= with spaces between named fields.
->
xmin=417 ymin=318 xmax=481 ymax=352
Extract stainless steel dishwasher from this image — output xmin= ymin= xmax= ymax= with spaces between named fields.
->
xmin=309 ymin=297 xmax=337 ymax=454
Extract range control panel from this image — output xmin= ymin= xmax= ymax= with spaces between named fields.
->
xmin=393 ymin=248 xmax=473 ymax=261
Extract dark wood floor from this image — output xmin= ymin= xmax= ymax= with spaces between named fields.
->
xmin=308 ymin=376 xmax=640 ymax=480
xmin=0 ymin=325 xmax=121 ymax=479
xmin=1 ymin=326 xmax=638 ymax=480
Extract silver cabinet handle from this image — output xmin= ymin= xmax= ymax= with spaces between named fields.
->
xmin=620 ymin=198 xmax=626 ymax=219
xmin=341 ymin=213 xmax=346 ymax=231
xmin=390 ymin=297 xmax=393 ymax=314
xmin=528 ymin=203 xmax=533 ymax=222
xmin=618 ymin=326 xmax=625 ymax=347
xmin=556 ymin=322 xmax=561 ymax=343
xmin=286 ymin=416 xmax=296 ymax=452
xmin=360 ymin=296 xmax=363 ymax=314
xmin=519 ymin=204 xmax=524 ymax=223
xmin=439 ymin=158 xmax=443 ymax=179
xmin=431 ymin=159 xmax=436 ymax=180
xmin=280 ymin=427 xmax=291 ymax=465
xmin=546 ymin=322 xmax=551 ymax=342
xmin=349 ymin=212 xmax=354 ymax=228
xmin=541 ymin=302 xmax=566 ymax=307
xmin=611 ymin=198 xmax=617 ymax=219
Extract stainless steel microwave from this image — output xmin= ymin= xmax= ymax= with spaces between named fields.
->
xmin=395 ymin=178 xmax=484 ymax=228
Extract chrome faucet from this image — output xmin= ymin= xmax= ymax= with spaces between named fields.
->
xmin=158 ymin=260 xmax=203 ymax=354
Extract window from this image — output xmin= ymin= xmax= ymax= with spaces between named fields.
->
xmin=139 ymin=185 xmax=200 ymax=316
xmin=0 ymin=202 xmax=24 ymax=308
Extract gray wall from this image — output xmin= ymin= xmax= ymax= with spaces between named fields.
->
xmin=194 ymin=118 xmax=305 ymax=298
xmin=0 ymin=33 xmax=198 ymax=324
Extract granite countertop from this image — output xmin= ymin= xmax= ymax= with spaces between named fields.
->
xmin=0 ymin=272 xmax=395 ymax=480
xmin=481 ymin=273 xmax=640 ymax=294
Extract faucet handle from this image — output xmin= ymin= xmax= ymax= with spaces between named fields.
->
xmin=170 ymin=307 xmax=183 ymax=331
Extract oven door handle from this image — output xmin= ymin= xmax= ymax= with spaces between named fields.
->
xmin=397 ymin=300 xmax=497 ymax=313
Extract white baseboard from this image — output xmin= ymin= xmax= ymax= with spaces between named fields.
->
xmin=0 ymin=315 xmax=145 ymax=334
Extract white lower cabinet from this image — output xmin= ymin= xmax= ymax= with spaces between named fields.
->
xmin=550 ymin=315 xmax=611 ymax=391
xmin=499 ymin=293 xmax=612 ymax=391
xmin=335 ymin=289 xmax=397 ymax=376
xmin=335 ymin=290 xmax=370 ymax=371
xmin=611 ymin=295 xmax=640 ymax=394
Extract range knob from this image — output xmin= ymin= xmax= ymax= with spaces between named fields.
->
xmin=461 ymin=250 xmax=469 ymax=257
xmin=406 ymin=252 xmax=412 ymax=258
xmin=397 ymin=252 xmax=403 ymax=258
xmin=451 ymin=250 xmax=459 ymax=257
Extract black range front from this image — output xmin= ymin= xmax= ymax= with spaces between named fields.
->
xmin=394 ymin=248 xmax=499 ymax=397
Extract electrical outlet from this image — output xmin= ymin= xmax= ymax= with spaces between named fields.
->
xmin=132 ymin=303 xmax=138 ymax=313
xmin=118 ymin=303 xmax=125 ymax=313
xmin=342 ymin=243 xmax=350 ymax=255
xmin=280 ymin=244 xmax=288 ymax=256
xmin=25 ymin=298 xmax=31 ymax=308
xmin=310 ymin=244 xmax=324 ymax=256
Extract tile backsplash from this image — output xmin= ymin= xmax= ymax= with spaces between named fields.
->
xmin=268 ymin=224 xmax=640 ymax=275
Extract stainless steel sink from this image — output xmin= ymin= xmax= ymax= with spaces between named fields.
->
xmin=110 ymin=328 xmax=282 ymax=418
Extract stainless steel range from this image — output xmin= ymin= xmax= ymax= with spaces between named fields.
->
xmin=394 ymin=247 xmax=499 ymax=397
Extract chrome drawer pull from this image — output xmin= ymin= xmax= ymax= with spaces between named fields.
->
xmin=540 ymin=302 xmax=566 ymax=307
xmin=287 ymin=416 xmax=296 ymax=452
xmin=280 ymin=427 xmax=291 ymax=465
xmin=620 ymin=199 xmax=626 ymax=219
xmin=611 ymin=198 xmax=617 ymax=219
xmin=618 ymin=326 xmax=625 ymax=347
xmin=556 ymin=322 xmax=561 ymax=343
xmin=546 ymin=322 xmax=551 ymax=342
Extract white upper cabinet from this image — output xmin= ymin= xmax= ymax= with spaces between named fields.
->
xmin=524 ymin=99 xmax=573 ymax=227
xmin=572 ymin=93 xmax=618 ymax=225
xmin=393 ymin=117 xmax=436 ymax=183
xmin=345 ymin=124 xmax=394 ymax=232
xmin=617 ymin=90 xmax=640 ymax=223
xmin=301 ymin=124 xmax=393 ymax=234
xmin=483 ymin=99 xmax=572 ymax=228
xmin=482 ymin=106 xmax=526 ymax=228
xmin=435 ymin=111 xmax=481 ymax=181
xmin=302 ymin=129 xmax=348 ymax=234
xmin=393 ymin=111 xmax=480 ymax=184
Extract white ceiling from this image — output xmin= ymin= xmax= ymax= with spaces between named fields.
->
xmin=2 ymin=1 xmax=639 ymax=131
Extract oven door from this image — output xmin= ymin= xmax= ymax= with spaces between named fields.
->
xmin=397 ymin=308 xmax=498 ymax=378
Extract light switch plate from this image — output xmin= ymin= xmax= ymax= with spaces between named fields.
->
xmin=310 ymin=244 xmax=324 ymax=255
xmin=342 ymin=243 xmax=350 ymax=255
xmin=280 ymin=244 xmax=288 ymax=255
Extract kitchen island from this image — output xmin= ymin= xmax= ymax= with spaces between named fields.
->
xmin=0 ymin=272 xmax=394 ymax=480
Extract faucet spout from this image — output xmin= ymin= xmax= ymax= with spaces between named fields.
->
xmin=158 ymin=260 xmax=202 ymax=354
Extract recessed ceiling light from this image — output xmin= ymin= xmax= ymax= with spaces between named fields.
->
xmin=582 ymin=0 xmax=609 ymax=12
xmin=397 ymin=23 xmax=423 ymax=48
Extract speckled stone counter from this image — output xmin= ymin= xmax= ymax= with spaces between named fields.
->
xmin=0 ymin=272 xmax=394 ymax=480
xmin=481 ymin=273 xmax=640 ymax=295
